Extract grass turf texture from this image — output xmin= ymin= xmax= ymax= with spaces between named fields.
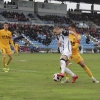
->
xmin=0 ymin=53 xmax=100 ymax=100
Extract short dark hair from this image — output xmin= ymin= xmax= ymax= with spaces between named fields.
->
xmin=68 ymin=23 xmax=76 ymax=29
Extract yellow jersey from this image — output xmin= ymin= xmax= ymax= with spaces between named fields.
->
xmin=0 ymin=29 xmax=12 ymax=48
xmin=69 ymin=33 xmax=81 ymax=54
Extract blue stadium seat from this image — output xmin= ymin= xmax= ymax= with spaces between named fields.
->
xmin=80 ymin=35 xmax=94 ymax=49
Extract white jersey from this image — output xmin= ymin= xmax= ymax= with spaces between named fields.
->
xmin=57 ymin=30 xmax=72 ymax=58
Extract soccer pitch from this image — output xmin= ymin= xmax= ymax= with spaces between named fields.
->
xmin=0 ymin=53 xmax=100 ymax=100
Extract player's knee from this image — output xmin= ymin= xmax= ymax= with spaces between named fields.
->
xmin=60 ymin=58 xmax=68 ymax=63
xmin=79 ymin=63 xmax=85 ymax=68
xmin=10 ymin=57 xmax=13 ymax=59
xmin=61 ymin=55 xmax=68 ymax=60
xmin=9 ymin=55 xmax=13 ymax=59
xmin=2 ymin=54 xmax=6 ymax=57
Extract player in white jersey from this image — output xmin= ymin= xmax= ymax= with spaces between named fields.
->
xmin=53 ymin=26 xmax=78 ymax=83
xmin=57 ymin=30 xmax=72 ymax=58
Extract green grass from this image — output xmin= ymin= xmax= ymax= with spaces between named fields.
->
xmin=0 ymin=53 xmax=100 ymax=100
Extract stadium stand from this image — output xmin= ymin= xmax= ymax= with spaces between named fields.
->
xmin=0 ymin=14 xmax=8 ymax=21
xmin=1 ymin=11 xmax=29 ymax=22
xmin=37 ymin=14 xmax=73 ymax=25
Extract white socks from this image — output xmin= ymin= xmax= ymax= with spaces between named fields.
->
xmin=65 ymin=67 xmax=75 ymax=77
xmin=60 ymin=60 xmax=75 ymax=77
xmin=60 ymin=60 xmax=66 ymax=74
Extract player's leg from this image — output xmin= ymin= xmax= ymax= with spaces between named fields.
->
xmin=76 ymin=53 xmax=99 ymax=83
xmin=59 ymin=55 xmax=78 ymax=83
xmin=2 ymin=55 xmax=8 ymax=72
xmin=78 ymin=60 xmax=99 ymax=83
xmin=68 ymin=62 xmax=72 ymax=66
xmin=72 ymin=53 xmax=91 ymax=77
xmin=16 ymin=48 xmax=19 ymax=55
xmin=66 ymin=60 xmax=78 ymax=83
xmin=62 ymin=56 xmax=73 ymax=83
xmin=6 ymin=54 xmax=12 ymax=65
xmin=15 ymin=48 xmax=19 ymax=56
xmin=61 ymin=62 xmax=70 ymax=83
xmin=5 ymin=48 xmax=13 ymax=69
xmin=1 ymin=48 xmax=6 ymax=68
xmin=14 ymin=48 xmax=17 ymax=55
xmin=0 ymin=48 xmax=8 ymax=72
xmin=61 ymin=46 xmax=78 ymax=83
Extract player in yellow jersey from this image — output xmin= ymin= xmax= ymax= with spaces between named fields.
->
xmin=0 ymin=22 xmax=15 ymax=72
xmin=15 ymin=42 xmax=19 ymax=56
xmin=62 ymin=23 xmax=99 ymax=83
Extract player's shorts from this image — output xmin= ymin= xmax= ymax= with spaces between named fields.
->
xmin=61 ymin=48 xmax=72 ymax=59
xmin=0 ymin=47 xmax=12 ymax=55
xmin=69 ymin=52 xmax=83 ymax=63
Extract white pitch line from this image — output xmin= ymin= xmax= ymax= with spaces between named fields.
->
xmin=0 ymin=68 xmax=37 ymax=73
xmin=8 ymin=69 xmax=37 ymax=73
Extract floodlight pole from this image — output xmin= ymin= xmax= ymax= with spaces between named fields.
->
xmin=91 ymin=4 xmax=94 ymax=11
xmin=76 ymin=3 xmax=80 ymax=10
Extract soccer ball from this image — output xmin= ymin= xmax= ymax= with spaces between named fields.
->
xmin=53 ymin=73 xmax=62 ymax=82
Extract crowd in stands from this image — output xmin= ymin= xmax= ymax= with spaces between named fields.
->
xmin=16 ymin=24 xmax=53 ymax=46
xmin=37 ymin=14 xmax=73 ymax=24
xmin=68 ymin=8 xmax=82 ymax=12
xmin=4 ymin=1 xmax=18 ymax=9
xmin=1 ymin=11 xmax=29 ymax=22
xmin=89 ymin=28 xmax=100 ymax=39
xmin=76 ymin=27 xmax=100 ymax=39
xmin=37 ymin=14 xmax=100 ymax=39
xmin=68 ymin=11 xmax=100 ymax=26
xmin=4 ymin=1 xmax=16 ymax=6
xmin=17 ymin=23 xmax=100 ymax=40
xmin=0 ymin=21 xmax=100 ymax=45
xmin=27 ymin=13 xmax=35 ymax=19
xmin=0 ymin=23 xmax=54 ymax=46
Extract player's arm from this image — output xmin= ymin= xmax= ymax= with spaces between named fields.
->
xmin=56 ymin=36 xmax=61 ymax=47
xmin=78 ymin=35 xmax=81 ymax=43
xmin=69 ymin=31 xmax=80 ymax=42
xmin=0 ymin=30 xmax=1 ymax=39
xmin=71 ymin=35 xmax=81 ymax=49
xmin=72 ymin=42 xmax=79 ymax=49
xmin=9 ymin=32 xmax=15 ymax=49
xmin=57 ymin=40 xmax=62 ymax=47
xmin=9 ymin=39 xmax=15 ymax=48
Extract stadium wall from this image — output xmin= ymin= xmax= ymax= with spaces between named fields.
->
xmin=1 ymin=0 xmax=67 ymax=15
xmin=34 ymin=2 xmax=67 ymax=15
xmin=0 ymin=0 xmax=3 ymax=8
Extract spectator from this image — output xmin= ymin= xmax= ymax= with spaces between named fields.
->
xmin=30 ymin=45 xmax=34 ymax=53
xmin=86 ymin=36 xmax=90 ymax=44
